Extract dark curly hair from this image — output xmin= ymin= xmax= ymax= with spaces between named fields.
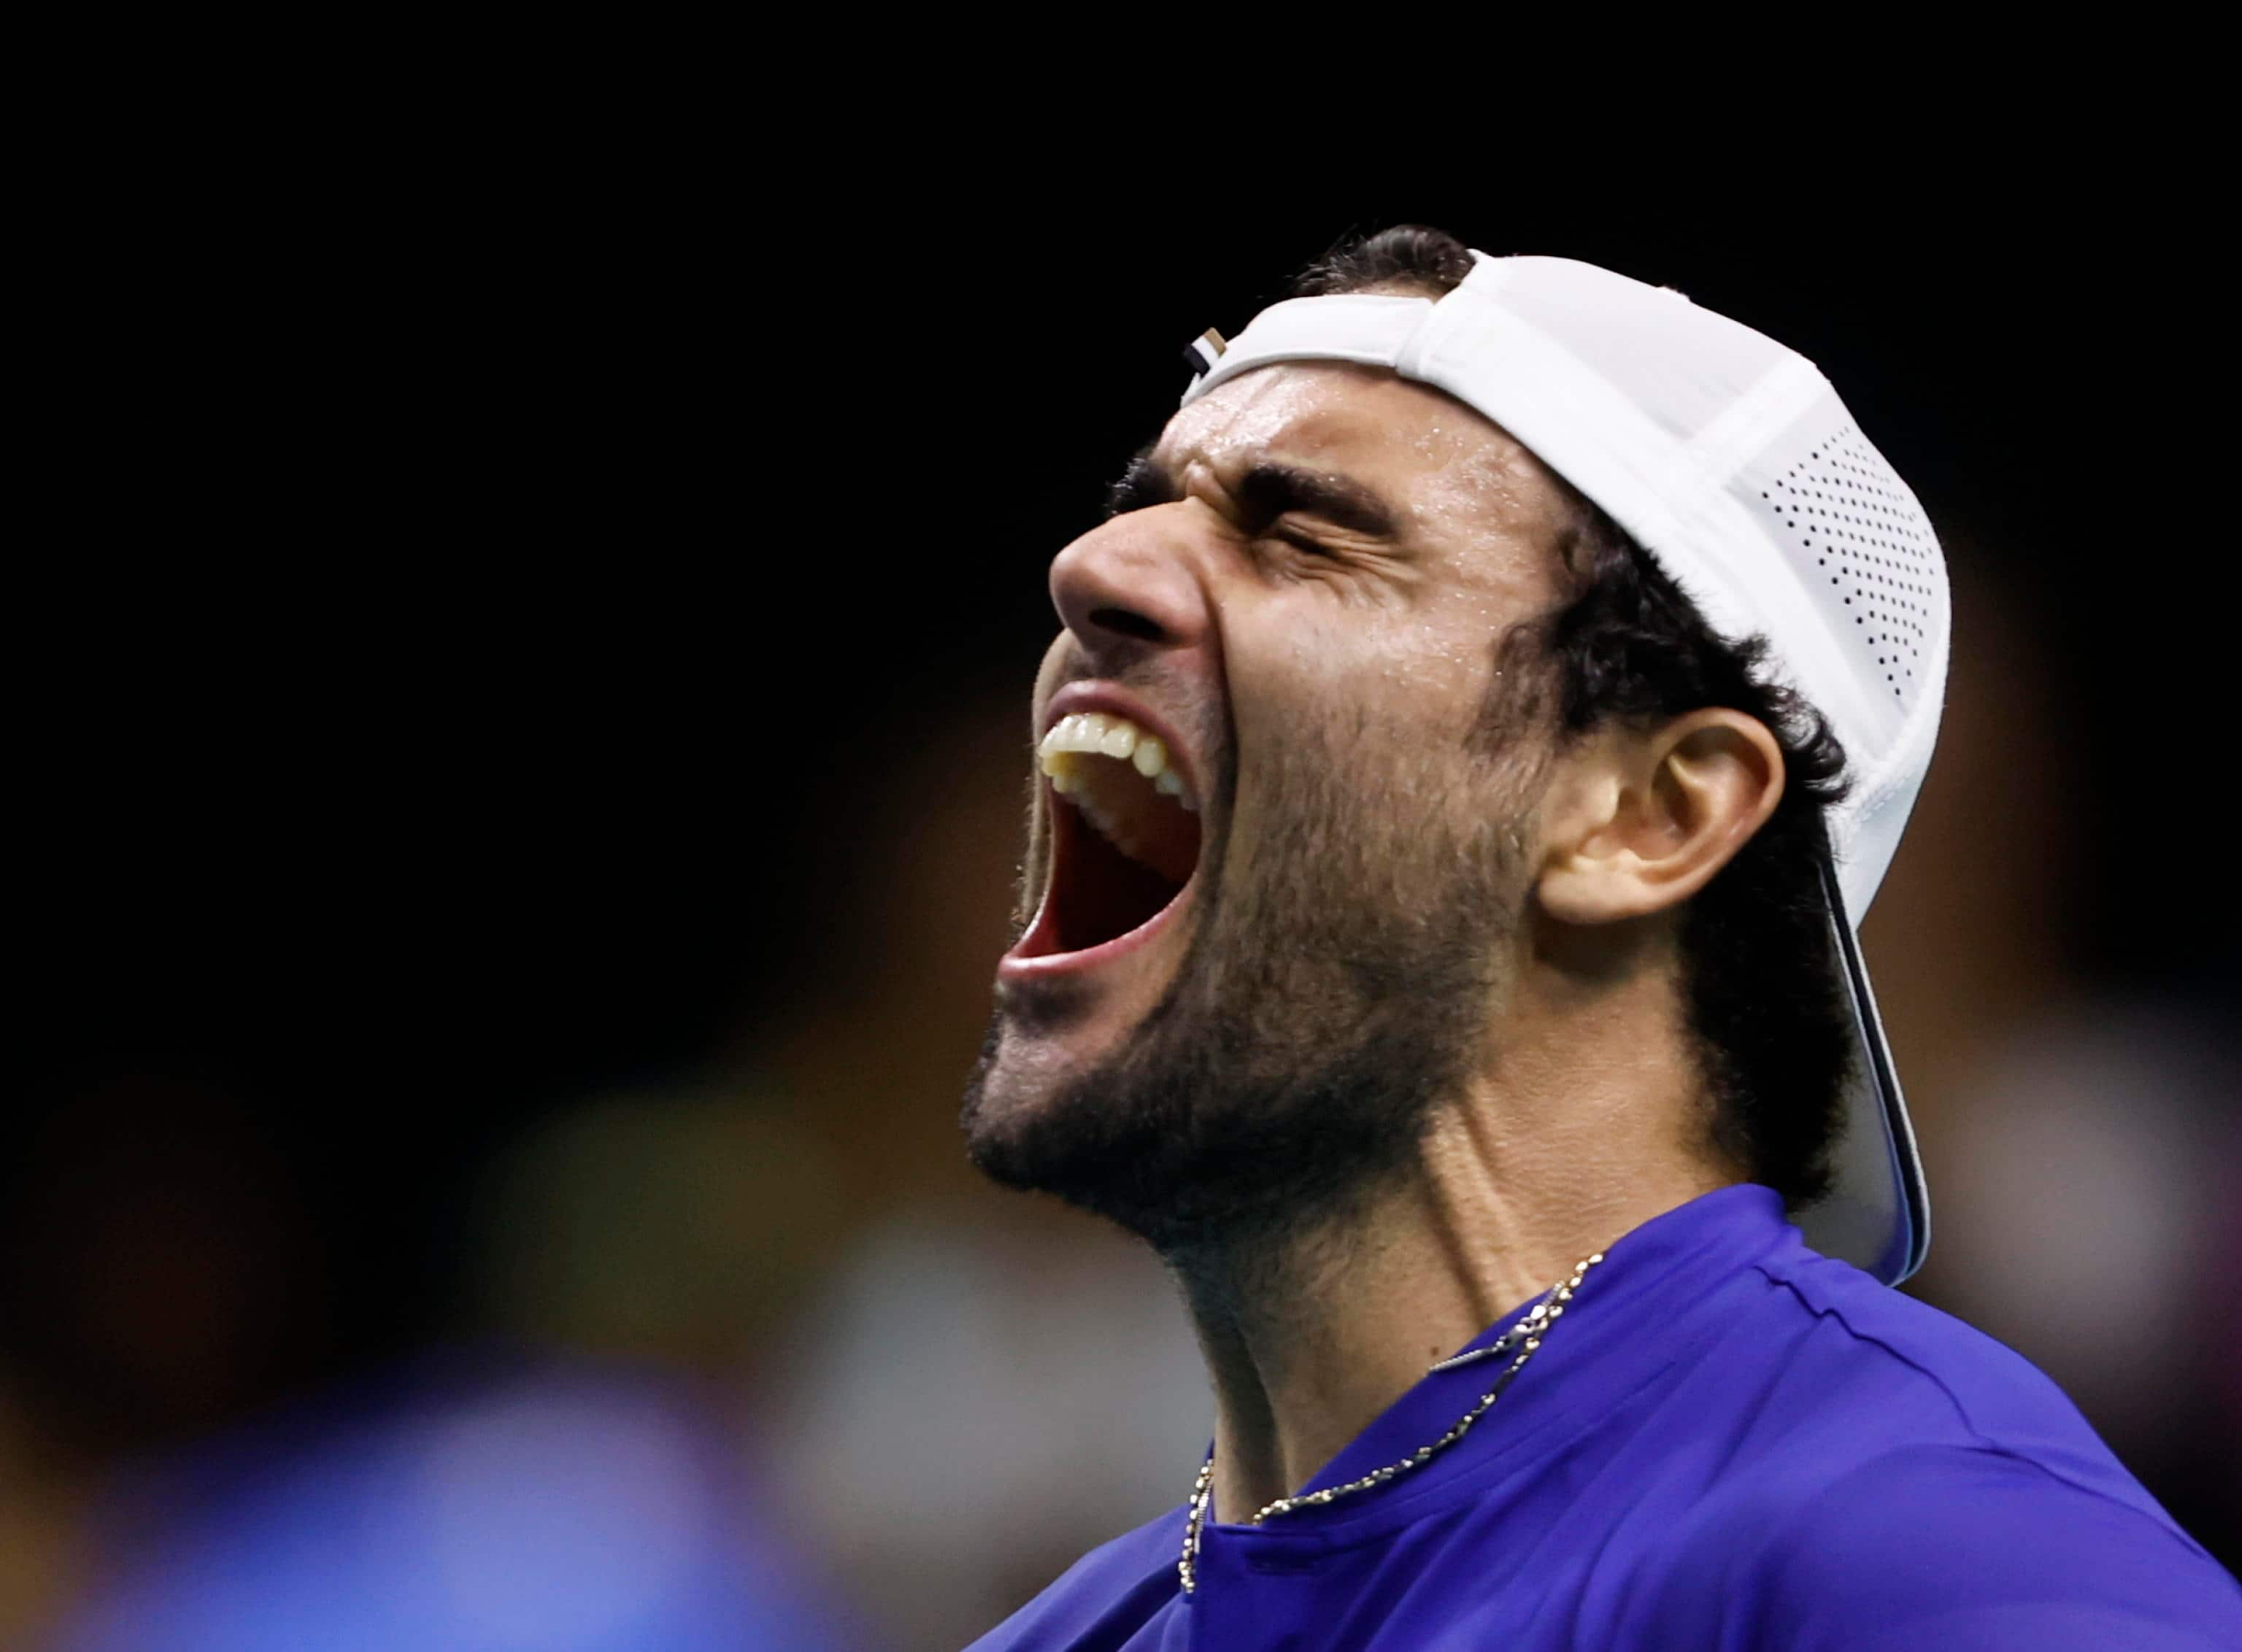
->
xmin=1290 ymin=225 xmax=1854 ymax=1205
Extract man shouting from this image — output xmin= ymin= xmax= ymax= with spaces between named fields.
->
xmin=958 ymin=225 xmax=2241 ymax=1648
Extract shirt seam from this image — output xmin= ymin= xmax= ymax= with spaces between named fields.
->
xmin=1752 ymin=1259 xmax=2217 ymax=1565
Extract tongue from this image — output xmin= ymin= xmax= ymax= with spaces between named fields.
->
xmin=1044 ymin=797 xmax=1185 ymax=953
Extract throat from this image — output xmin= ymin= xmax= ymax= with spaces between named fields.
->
xmin=1167 ymin=1159 xmax=1598 ymax=1524
xmin=1170 ymin=1205 xmax=1409 ymax=1521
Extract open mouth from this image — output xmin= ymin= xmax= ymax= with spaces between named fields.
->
xmin=1012 ymin=711 xmax=1203 ymax=960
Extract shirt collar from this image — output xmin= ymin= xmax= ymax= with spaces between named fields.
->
xmin=1259 ymin=1183 xmax=1800 ymax=1518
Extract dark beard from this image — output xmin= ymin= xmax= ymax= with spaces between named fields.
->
xmin=960 ymin=708 xmax=1544 ymax=1259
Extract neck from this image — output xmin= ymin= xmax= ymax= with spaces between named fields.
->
xmin=1168 ymin=977 xmax=1738 ymax=1524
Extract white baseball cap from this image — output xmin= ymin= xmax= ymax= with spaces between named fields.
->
xmin=1179 ymin=250 xmax=1947 ymax=1284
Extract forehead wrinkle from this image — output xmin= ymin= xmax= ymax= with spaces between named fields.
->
xmin=1157 ymin=367 xmax=1334 ymax=471
xmin=1155 ymin=371 xmax=1428 ymax=541
xmin=1159 ymin=365 xmax=1562 ymax=557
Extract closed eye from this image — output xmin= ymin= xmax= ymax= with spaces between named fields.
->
xmin=1101 ymin=449 xmax=1399 ymax=547
xmin=1271 ymin=525 xmax=1341 ymax=558
xmin=1235 ymin=464 xmax=1397 ymax=540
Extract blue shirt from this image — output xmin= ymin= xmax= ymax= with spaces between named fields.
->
xmin=971 ymin=1185 xmax=2242 ymax=1650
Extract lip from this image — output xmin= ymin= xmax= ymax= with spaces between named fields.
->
xmin=1000 ymin=680 xmax=1206 ymax=985
xmin=996 ymin=860 xmax=1198 ymax=983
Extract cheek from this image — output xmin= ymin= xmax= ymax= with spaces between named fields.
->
xmin=1228 ymin=620 xmax=1486 ymax=814
xmin=1265 ymin=610 xmax=1500 ymax=752
xmin=1223 ymin=606 xmax=1548 ymax=872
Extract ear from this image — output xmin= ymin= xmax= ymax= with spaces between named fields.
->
xmin=1537 ymin=710 xmax=1786 ymax=925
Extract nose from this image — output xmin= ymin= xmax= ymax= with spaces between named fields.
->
xmin=1048 ymin=506 xmax=1212 ymax=667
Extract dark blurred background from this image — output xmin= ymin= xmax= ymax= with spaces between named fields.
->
xmin=11 ymin=106 xmax=2237 ymax=1648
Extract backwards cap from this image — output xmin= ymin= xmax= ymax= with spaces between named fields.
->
xmin=1182 ymin=252 xmax=1947 ymax=1284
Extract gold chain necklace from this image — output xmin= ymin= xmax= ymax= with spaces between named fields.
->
xmin=1178 ymin=1250 xmax=1606 ymax=1595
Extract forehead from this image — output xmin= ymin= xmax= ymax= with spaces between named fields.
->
xmin=1155 ymin=362 xmax=1569 ymax=541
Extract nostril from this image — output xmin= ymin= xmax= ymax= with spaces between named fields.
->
xmin=1090 ymin=606 xmax=1165 ymax=643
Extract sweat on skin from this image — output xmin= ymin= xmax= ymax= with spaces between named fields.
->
xmin=960 ymin=360 xmax=1786 ymax=1527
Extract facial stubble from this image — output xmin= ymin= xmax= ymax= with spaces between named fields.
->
xmin=962 ymin=699 xmax=1549 ymax=1260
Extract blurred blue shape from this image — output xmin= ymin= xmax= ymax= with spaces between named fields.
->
xmin=54 ymin=1356 xmax=863 ymax=1651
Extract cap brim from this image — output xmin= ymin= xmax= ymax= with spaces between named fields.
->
xmin=1793 ymin=854 xmax=1930 ymax=1285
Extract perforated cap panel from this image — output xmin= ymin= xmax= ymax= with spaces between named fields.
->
xmin=1758 ymin=420 xmax=1944 ymax=714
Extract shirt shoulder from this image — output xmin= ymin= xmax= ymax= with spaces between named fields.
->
xmin=964 ymin=1504 xmax=1184 ymax=1651
xmin=1752 ymin=1243 xmax=2178 ymax=1513
xmin=1744 ymin=1441 xmax=2242 ymax=1650
xmin=1657 ymin=1245 xmax=2242 ymax=1648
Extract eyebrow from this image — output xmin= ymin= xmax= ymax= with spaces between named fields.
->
xmin=1103 ymin=445 xmax=1180 ymax=519
xmin=1236 ymin=463 xmax=1399 ymax=539
xmin=1102 ymin=445 xmax=1400 ymax=539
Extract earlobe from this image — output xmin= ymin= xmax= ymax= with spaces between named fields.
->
xmin=1537 ymin=712 xmax=1785 ymax=927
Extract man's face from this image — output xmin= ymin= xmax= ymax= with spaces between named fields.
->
xmin=960 ymin=363 xmax=1579 ymax=1251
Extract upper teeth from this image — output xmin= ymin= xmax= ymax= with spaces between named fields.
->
xmin=1038 ymin=711 xmax=1198 ymax=811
